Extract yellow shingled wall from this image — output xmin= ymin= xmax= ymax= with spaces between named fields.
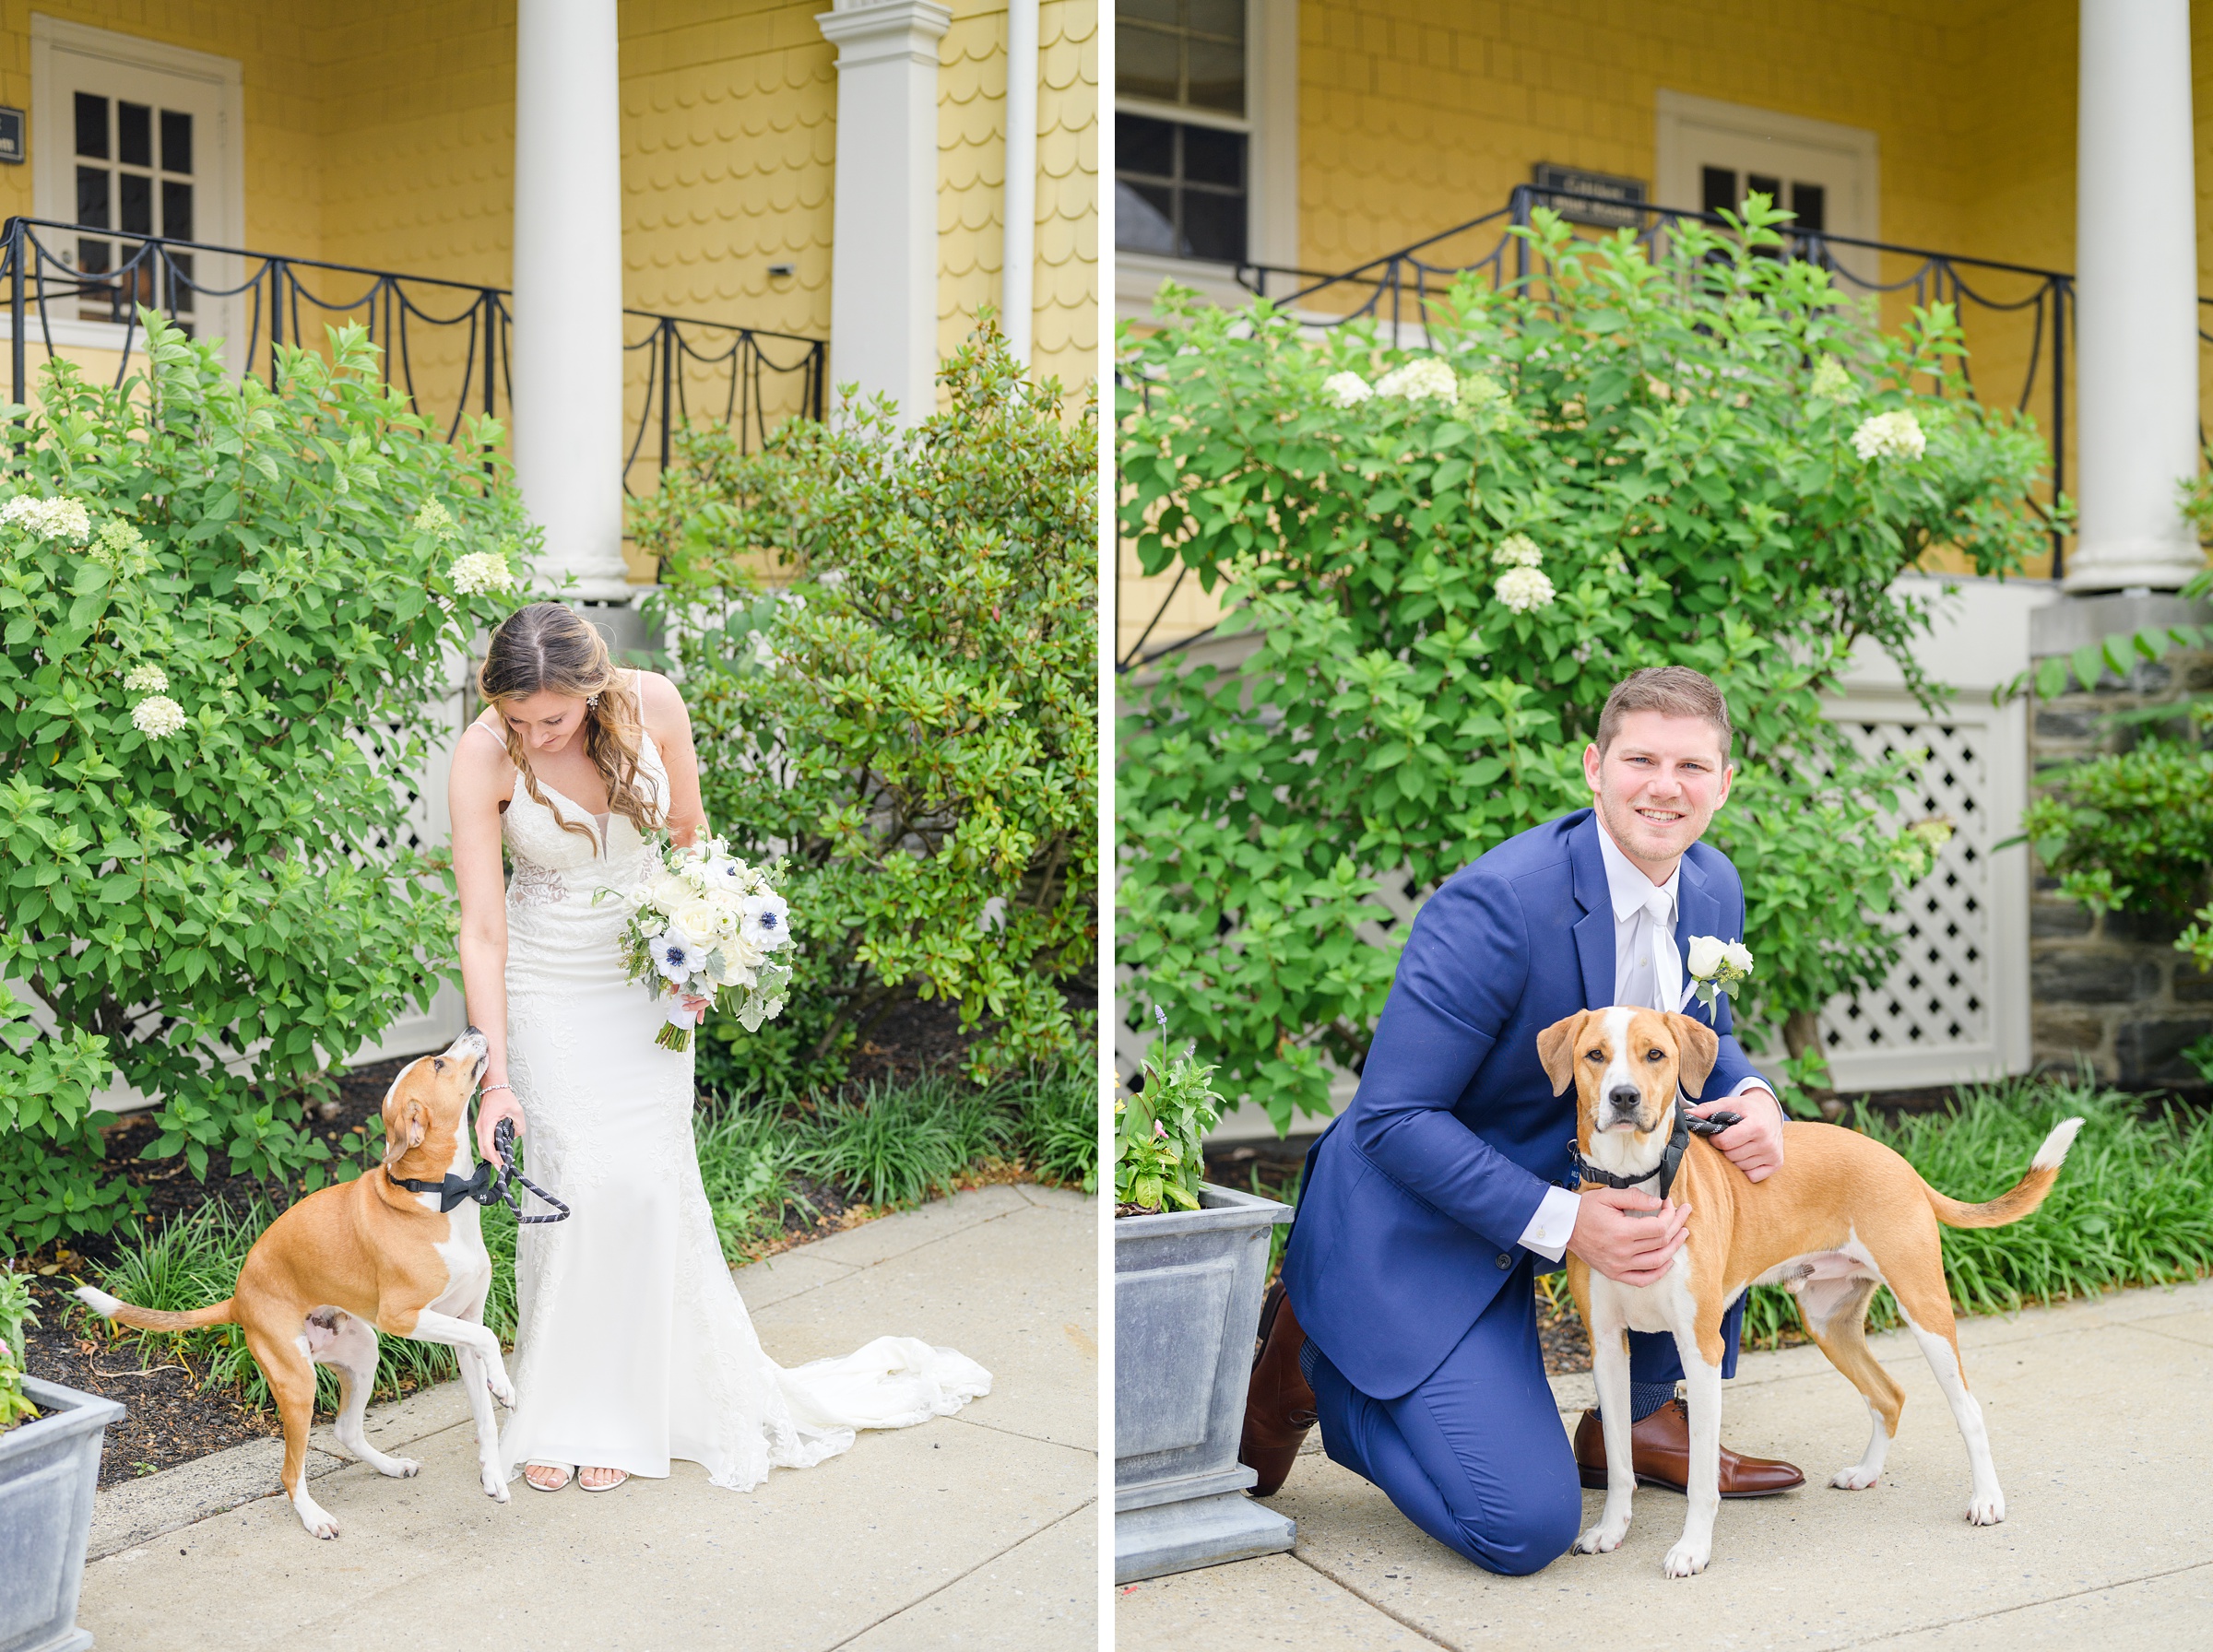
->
xmin=938 ymin=0 xmax=1098 ymax=402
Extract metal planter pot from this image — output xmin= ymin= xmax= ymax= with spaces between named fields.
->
xmin=1 ymin=1377 xmax=122 ymax=1652
xmin=1115 ymin=1181 xmax=1296 ymax=1584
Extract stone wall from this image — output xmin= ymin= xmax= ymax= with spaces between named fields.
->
xmin=2028 ymin=593 xmax=2213 ymax=1086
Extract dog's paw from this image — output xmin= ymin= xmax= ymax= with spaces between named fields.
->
xmin=1662 ymin=1539 xmax=1710 ymax=1578
xmin=381 ymin=1456 xmax=420 ymax=1480
xmin=1966 ymin=1493 xmax=2006 ymax=1527
xmin=292 ymin=1499 xmax=340 ymax=1540
xmin=1831 ymin=1466 xmax=1880 ymax=1491
xmin=481 ymin=1465 xmax=511 ymax=1503
xmin=486 ymin=1372 xmax=515 ymax=1408
xmin=1573 ymin=1520 xmax=1628 ymax=1555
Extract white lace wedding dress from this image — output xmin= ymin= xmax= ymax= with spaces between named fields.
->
xmin=486 ymin=718 xmax=990 ymax=1487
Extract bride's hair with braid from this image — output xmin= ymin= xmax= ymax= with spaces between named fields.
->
xmin=478 ymin=603 xmax=663 ymax=846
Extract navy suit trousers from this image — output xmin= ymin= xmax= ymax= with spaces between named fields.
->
xmin=1308 ymin=1265 xmax=1748 ymax=1575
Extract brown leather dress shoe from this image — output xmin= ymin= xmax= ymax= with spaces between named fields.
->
xmin=1572 ymin=1398 xmax=1804 ymax=1497
xmin=1239 ymin=1283 xmax=1317 ymax=1498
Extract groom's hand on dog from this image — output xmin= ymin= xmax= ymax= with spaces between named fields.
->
xmin=1568 ymin=1186 xmax=1692 ymax=1286
xmin=1691 ymin=1089 xmax=1785 ymax=1183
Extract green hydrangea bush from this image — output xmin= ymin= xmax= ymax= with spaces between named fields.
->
xmin=0 ymin=313 xmax=535 ymax=1251
xmin=1118 ymin=201 xmax=2056 ymax=1130
xmin=636 ymin=324 xmax=1097 ymax=1092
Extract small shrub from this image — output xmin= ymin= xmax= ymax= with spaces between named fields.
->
xmin=798 ymin=1075 xmax=1010 ymax=1210
xmin=0 ymin=1269 xmax=36 ymax=1432
xmin=1005 ymin=1062 xmax=1100 ymax=1193
xmin=1116 ymin=1019 xmax=1222 ymax=1214
xmin=638 ymin=323 xmax=1097 ymax=1095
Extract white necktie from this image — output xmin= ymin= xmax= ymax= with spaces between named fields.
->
xmin=1641 ymin=884 xmax=1683 ymax=1012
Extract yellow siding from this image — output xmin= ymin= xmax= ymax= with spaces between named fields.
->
xmin=938 ymin=0 xmax=1099 ymax=404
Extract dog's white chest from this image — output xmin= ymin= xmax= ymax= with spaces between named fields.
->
xmin=1592 ymin=1250 xmax=1697 ymax=1337
xmin=428 ymin=1201 xmax=492 ymax=1316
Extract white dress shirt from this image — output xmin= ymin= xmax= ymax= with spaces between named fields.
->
xmin=1514 ymin=819 xmax=1781 ymax=1263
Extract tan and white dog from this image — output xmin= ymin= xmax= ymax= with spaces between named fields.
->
xmin=1542 ymin=1006 xmax=2081 ymax=1579
xmin=77 ymin=1028 xmax=515 ymax=1538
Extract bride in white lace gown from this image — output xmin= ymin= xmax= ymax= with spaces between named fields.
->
xmin=449 ymin=602 xmax=989 ymax=1493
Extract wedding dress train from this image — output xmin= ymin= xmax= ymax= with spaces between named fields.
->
xmin=490 ymin=721 xmax=990 ymax=1487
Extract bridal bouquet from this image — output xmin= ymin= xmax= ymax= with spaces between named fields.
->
xmin=612 ymin=836 xmax=796 ymax=1051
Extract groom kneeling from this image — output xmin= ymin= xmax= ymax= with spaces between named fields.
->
xmin=1240 ymin=667 xmax=1804 ymax=1575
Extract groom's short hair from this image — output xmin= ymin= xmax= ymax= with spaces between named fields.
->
xmin=1596 ymin=667 xmax=1733 ymax=760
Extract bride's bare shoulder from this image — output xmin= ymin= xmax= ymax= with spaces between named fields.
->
xmin=449 ymin=715 xmax=515 ymax=799
xmin=631 ymin=669 xmax=692 ymax=734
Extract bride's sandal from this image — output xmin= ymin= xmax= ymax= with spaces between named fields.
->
xmin=523 ymin=1461 xmax=574 ymax=1493
xmin=578 ymin=1466 xmax=629 ymax=1493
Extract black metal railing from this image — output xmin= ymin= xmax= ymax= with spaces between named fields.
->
xmin=0 ymin=216 xmax=825 ymax=490
xmin=1118 ymin=184 xmax=2084 ymax=670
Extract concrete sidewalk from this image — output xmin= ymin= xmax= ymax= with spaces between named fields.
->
xmin=76 ymin=1182 xmax=1097 ymax=1652
xmin=1118 ymin=1277 xmax=2213 ymax=1649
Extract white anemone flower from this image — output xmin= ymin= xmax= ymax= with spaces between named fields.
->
xmin=649 ymin=929 xmax=703 ymax=984
xmin=1321 ymin=371 xmax=1373 ymax=407
xmin=123 ymin=663 xmax=169 ymax=693
xmin=1493 ymin=565 xmax=1556 ymax=614
xmin=1852 ymin=409 xmax=1926 ymax=463
xmin=740 ymin=892 xmax=792 ymax=950
xmin=1374 ymin=358 xmax=1460 ymax=406
xmin=131 ymin=695 xmax=187 ymax=738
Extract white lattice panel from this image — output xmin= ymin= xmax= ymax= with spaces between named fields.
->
xmin=1815 ymin=690 xmax=2030 ymax=1090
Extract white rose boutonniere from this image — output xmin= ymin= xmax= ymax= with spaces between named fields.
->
xmin=1680 ymin=935 xmax=1753 ymax=1019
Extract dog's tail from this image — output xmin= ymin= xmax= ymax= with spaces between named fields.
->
xmin=1921 ymin=1116 xmax=2084 ymax=1229
xmin=73 ymin=1285 xmax=236 ymax=1332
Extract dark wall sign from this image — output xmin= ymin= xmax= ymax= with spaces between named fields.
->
xmin=1530 ymin=162 xmax=1645 ymax=229
xmin=0 ymin=109 xmax=24 ymax=166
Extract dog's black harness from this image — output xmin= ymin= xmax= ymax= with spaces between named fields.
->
xmin=1567 ymin=1105 xmax=1742 ymax=1201
xmin=385 ymin=1116 xmax=570 ymax=1224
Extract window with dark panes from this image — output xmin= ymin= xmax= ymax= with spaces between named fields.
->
xmin=1116 ymin=0 xmax=1249 ymax=264
xmin=72 ymin=89 xmax=195 ymax=329
xmin=1699 ymin=165 xmax=1828 ymax=233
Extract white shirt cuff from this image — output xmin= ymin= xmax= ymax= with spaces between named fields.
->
xmin=1517 ymin=1183 xmax=1581 ymax=1263
xmin=1726 ymin=1077 xmax=1781 ymax=1120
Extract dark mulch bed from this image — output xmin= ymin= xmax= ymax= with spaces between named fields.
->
xmin=14 ymin=985 xmax=1023 ymax=1486
xmin=19 ymin=1273 xmax=278 ymax=1487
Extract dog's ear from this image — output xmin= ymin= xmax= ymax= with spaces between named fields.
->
xmin=1669 ymin=1014 xmax=1721 ymax=1098
xmin=1536 ymin=1011 xmax=1589 ymax=1098
xmin=383 ymin=1098 xmax=427 ymax=1166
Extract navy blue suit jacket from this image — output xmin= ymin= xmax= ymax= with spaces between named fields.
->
xmin=1280 ymin=808 xmax=1768 ymax=1399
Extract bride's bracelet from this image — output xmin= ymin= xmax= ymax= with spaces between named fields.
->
xmin=480 ymin=1082 xmax=514 ymax=1097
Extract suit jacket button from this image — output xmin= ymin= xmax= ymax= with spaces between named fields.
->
xmin=1496 ymin=1252 xmax=1513 ymax=1268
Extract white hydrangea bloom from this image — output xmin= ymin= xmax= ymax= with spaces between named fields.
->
xmin=123 ymin=663 xmax=168 ymax=693
xmin=1374 ymin=358 xmax=1459 ymax=406
xmin=1852 ymin=409 xmax=1926 ymax=463
xmin=448 ymin=550 xmax=514 ymax=595
xmin=131 ymin=695 xmax=187 ymax=738
xmin=1321 ymin=371 xmax=1374 ymax=407
xmin=1491 ymin=534 xmax=1544 ymax=568
xmin=2 ymin=495 xmax=92 ymax=544
xmin=1808 ymin=355 xmax=1855 ymax=401
xmin=1494 ymin=565 xmax=1556 ymax=613
xmin=413 ymin=500 xmax=458 ymax=538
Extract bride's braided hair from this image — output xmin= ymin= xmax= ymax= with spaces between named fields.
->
xmin=479 ymin=603 xmax=663 ymax=847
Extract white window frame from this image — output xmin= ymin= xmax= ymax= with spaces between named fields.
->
xmin=1114 ymin=0 xmax=1296 ymax=319
xmin=21 ymin=14 xmax=244 ymax=366
xmin=1655 ymin=89 xmax=1879 ymax=260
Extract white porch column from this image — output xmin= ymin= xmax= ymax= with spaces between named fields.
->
xmin=818 ymin=0 xmax=951 ymax=419
xmin=2070 ymin=0 xmax=2203 ymax=591
xmin=1002 ymin=0 xmax=1037 ymax=367
xmin=512 ymin=0 xmax=628 ymax=600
